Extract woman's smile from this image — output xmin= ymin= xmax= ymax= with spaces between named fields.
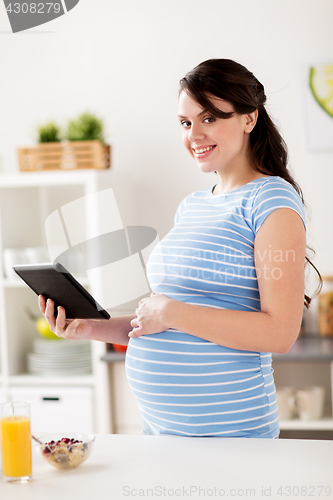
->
xmin=192 ymin=144 xmax=216 ymax=158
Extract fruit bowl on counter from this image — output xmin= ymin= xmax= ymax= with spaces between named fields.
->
xmin=35 ymin=433 xmax=95 ymax=469
xmin=25 ymin=307 xmax=60 ymax=340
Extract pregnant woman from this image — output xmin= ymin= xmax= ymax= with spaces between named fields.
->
xmin=40 ymin=59 xmax=320 ymax=438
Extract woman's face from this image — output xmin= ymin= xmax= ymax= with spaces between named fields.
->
xmin=177 ymin=91 xmax=257 ymax=176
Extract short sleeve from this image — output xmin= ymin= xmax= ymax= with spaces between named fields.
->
xmin=250 ymin=178 xmax=306 ymax=235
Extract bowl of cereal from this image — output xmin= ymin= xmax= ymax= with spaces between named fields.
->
xmin=36 ymin=433 xmax=95 ymax=469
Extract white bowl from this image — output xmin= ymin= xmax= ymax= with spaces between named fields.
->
xmin=36 ymin=432 xmax=95 ymax=469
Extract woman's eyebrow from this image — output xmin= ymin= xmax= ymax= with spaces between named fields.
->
xmin=177 ymin=109 xmax=208 ymax=119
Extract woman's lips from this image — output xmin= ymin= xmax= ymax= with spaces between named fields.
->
xmin=192 ymin=145 xmax=216 ymax=158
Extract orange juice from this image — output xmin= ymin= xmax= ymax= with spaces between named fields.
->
xmin=0 ymin=416 xmax=32 ymax=478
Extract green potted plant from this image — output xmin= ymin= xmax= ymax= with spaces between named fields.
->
xmin=37 ymin=122 xmax=61 ymax=143
xmin=64 ymin=112 xmax=105 ymax=143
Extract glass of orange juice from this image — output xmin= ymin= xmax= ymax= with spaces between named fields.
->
xmin=0 ymin=401 xmax=32 ymax=483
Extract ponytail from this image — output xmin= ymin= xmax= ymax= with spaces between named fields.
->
xmin=250 ymin=106 xmax=304 ymax=203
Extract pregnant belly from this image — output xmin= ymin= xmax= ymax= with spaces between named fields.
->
xmin=124 ymin=331 xmax=274 ymax=436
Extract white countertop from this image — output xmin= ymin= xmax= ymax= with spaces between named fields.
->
xmin=1 ymin=435 xmax=332 ymax=499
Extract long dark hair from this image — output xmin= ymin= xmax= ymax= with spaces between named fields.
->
xmin=179 ymin=58 xmax=321 ymax=308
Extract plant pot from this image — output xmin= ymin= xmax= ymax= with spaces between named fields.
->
xmin=17 ymin=140 xmax=110 ymax=171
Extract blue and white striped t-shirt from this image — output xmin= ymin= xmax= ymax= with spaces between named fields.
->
xmin=125 ymin=176 xmax=306 ymax=438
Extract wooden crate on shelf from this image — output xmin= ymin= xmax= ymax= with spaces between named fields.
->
xmin=17 ymin=140 xmax=111 ymax=171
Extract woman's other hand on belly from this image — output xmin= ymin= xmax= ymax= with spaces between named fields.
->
xmin=128 ymin=293 xmax=172 ymax=338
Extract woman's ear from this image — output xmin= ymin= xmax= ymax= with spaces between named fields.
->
xmin=244 ymin=110 xmax=258 ymax=133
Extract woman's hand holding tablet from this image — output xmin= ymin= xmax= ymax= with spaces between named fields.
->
xmin=38 ymin=295 xmax=94 ymax=339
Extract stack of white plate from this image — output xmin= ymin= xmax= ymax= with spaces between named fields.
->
xmin=27 ymin=338 xmax=92 ymax=376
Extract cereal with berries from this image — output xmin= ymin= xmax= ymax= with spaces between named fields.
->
xmin=41 ymin=437 xmax=91 ymax=469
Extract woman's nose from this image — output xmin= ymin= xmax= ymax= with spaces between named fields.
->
xmin=188 ymin=124 xmax=205 ymax=142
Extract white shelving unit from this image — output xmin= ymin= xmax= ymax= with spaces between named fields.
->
xmin=272 ymin=337 xmax=333 ymax=435
xmin=0 ymin=170 xmax=131 ymax=433
xmin=279 ymin=417 xmax=333 ymax=431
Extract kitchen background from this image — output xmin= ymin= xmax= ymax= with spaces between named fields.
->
xmin=0 ymin=0 xmax=333 ymax=438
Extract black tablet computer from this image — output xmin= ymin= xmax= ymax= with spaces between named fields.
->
xmin=13 ymin=262 xmax=110 ymax=320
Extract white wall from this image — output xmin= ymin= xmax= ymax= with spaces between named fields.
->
xmin=1 ymin=0 xmax=333 ymax=330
